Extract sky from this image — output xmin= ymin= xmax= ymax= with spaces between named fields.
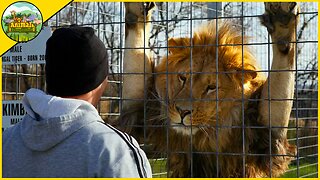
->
xmin=3 ymin=2 xmax=40 ymax=17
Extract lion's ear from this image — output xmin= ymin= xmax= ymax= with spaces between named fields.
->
xmin=234 ymin=63 xmax=257 ymax=82
xmin=168 ymin=38 xmax=190 ymax=54
xmin=223 ymin=49 xmax=258 ymax=88
xmin=227 ymin=63 xmax=258 ymax=87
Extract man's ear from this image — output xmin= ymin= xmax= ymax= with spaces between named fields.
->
xmin=168 ymin=37 xmax=190 ymax=54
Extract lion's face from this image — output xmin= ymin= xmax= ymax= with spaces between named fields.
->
xmin=155 ymin=52 xmax=243 ymax=136
xmin=154 ymin=21 xmax=260 ymax=136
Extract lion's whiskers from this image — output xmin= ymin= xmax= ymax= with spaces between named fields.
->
xmin=150 ymin=91 xmax=168 ymax=107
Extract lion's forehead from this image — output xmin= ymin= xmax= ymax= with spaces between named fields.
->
xmin=165 ymin=55 xmax=222 ymax=73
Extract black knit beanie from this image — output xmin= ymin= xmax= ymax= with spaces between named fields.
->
xmin=45 ymin=26 xmax=108 ymax=96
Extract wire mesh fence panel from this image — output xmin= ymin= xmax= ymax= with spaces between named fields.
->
xmin=1 ymin=2 xmax=318 ymax=178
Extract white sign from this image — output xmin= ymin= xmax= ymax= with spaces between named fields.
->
xmin=2 ymin=100 xmax=26 ymax=129
xmin=2 ymin=26 xmax=52 ymax=65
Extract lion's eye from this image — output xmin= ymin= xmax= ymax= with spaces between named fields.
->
xmin=207 ymin=85 xmax=216 ymax=94
xmin=178 ymin=74 xmax=187 ymax=85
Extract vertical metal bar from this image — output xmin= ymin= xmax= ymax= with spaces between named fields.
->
xmin=3 ymin=66 xmax=7 ymax=100
xmin=15 ymin=64 xmax=18 ymax=100
xmin=96 ymin=2 xmax=101 ymax=114
xmin=267 ymin=8 xmax=272 ymax=177
xmin=240 ymin=2 xmax=246 ymax=177
xmin=56 ymin=6 xmax=59 ymax=27
xmin=92 ymin=2 xmax=95 ymax=27
xmin=165 ymin=2 xmax=170 ymax=177
xmin=119 ymin=2 xmax=124 ymax=125
xmin=213 ymin=2 xmax=220 ymax=177
xmin=189 ymin=2 xmax=194 ymax=177
xmin=76 ymin=2 xmax=78 ymax=24
xmin=294 ymin=10 xmax=300 ymax=177
xmin=97 ymin=2 xmax=100 ymax=39
xmin=143 ymin=2 xmax=147 ymax=152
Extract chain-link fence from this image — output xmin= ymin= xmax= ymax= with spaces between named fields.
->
xmin=2 ymin=2 xmax=318 ymax=178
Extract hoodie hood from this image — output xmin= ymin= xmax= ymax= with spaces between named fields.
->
xmin=20 ymin=88 xmax=102 ymax=151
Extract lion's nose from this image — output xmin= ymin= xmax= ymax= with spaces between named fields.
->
xmin=180 ymin=110 xmax=191 ymax=119
xmin=176 ymin=106 xmax=191 ymax=119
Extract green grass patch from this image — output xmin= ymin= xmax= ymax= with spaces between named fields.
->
xmin=7 ymin=32 xmax=37 ymax=41
xmin=149 ymin=159 xmax=167 ymax=178
xmin=149 ymin=158 xmax=318 ymax=178
xmin=281 ymin=161 xmax=318 ymax=178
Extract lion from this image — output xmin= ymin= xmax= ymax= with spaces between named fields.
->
xmin=119 ymin=2 xmax=299 ymax=178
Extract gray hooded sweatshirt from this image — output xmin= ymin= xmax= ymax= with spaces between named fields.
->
xmin=2 ymin=88 xmax=152 ymax=178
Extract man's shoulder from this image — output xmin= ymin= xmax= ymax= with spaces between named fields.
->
xmin=81 ymin=121 xmax=139 ymax=148
xmin=84 ymin=121 xmax=125 ymax=136
xmin=83 ymin=122 xmax=151 ymax=178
